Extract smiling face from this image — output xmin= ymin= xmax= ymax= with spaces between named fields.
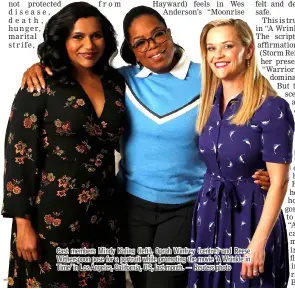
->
xmin=128 ymin=14 xmax=176 ymax=73
xmin=206 ymin=25 xmax=252 ymax=82
xmin=66 ymin=17 xmax=105 ymax=71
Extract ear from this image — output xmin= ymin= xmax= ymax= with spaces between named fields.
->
xmin=167 ymin=28 xmax=173 ymax=40
xmin=128 ymin=44 xmax=139 ymax=63
xmin=246 ymin=42 xmax=254 ymax=60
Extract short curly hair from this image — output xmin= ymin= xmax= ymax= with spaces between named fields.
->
xmin=38 ymin=1 xmax=118 ymax=83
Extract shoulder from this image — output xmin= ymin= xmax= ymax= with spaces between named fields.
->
xmin=104 ymin=67 xmax=126 ymax=96
xmin=259 ymin=96 xmax=292 ymax=118
xmin=256 ymin=96 xmax=294 ymax=163
xmin=11 ymin=86 xmax=48 ymax=116
xmin=262 ymin=95 xmax=289 ymax=107
xmin=118 ymin=65 xmax=140 ymax=80
xmin=15 ymin=76 xmax=60 ymax=106
xmin=189 ymin=61 xmax=201 ymax=70
xmin=253 ymin=95 xmax=294 ymax=129
xmin=105 ymin=67 xmax=124 ymax=82
xmin=187 ymin=61 xmax=201 ymax=78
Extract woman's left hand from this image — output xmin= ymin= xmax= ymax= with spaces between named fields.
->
xmin=240 ymin=240 xmax=265 ymax=280
xmin=252 ymin=170 xmax=270 ymax=191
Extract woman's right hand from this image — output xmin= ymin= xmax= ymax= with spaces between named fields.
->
xmin=21 ymin=63 xmax=52 ymax=92
xmin=15 ymin=217 xmax=40 ymax=262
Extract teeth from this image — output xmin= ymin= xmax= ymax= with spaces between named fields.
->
xmin=152 ymin=53 xmax=161 ymax=58
xmin=215 ymin=62 xmax=228 ymax=67
xmin=151 ymin=50 xmax=165 ymax=59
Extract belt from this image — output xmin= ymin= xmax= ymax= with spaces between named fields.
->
xmin=199 ymin=174 xmax=254 ymax=286
xmin=204 ymin=174 xmax=253 ymax=209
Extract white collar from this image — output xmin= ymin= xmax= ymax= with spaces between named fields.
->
xmin=135 ymin=50 xmax=191 ymax=80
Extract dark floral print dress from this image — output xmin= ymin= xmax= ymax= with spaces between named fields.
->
xmin=2 ymin=71 xmax=126 ymax=288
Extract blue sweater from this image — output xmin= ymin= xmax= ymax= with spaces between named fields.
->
xmin=118 ymin=61 xmax=206 ymax=204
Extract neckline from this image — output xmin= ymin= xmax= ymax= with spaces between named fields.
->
xmin=214 ymin=85 xmax=242 ymax=120
xmin=74 ymin=77 xmax=107 ymax=120
xmin=135 ymin=49 xmax=191 ymax=80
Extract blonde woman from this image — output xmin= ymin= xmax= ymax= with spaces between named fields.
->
xmin=188 ymin=19 xmax=293 ymax=288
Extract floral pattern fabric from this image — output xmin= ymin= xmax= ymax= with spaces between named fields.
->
xmin=7 ymin=225 xmax=125 ymax=288
xmin=2 ymin=71 xmax=126 ymax=287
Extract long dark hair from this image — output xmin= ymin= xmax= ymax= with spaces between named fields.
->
xmin=38 ymin=1 xmax=118 ymax=83
xmin=120 ymin=6 xmax=167 ymax=65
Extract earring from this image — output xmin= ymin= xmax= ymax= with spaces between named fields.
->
xmin=247 ymin=59 xmax=250 ymax=68
xmin=136 ymin=62 xmax=141 ymax=68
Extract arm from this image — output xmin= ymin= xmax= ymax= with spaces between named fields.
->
xmin=21 ymin=63 xmax=52 ymax=92
xmin=241 ymin=97 xmax=294 ymax=279
xmin=2 ymin=87 xmax=47 ymax=261
xmin=255 ymin=163 xmax=290 ymax=241
xmin=241 ymin=163 xmax=289 ymax=279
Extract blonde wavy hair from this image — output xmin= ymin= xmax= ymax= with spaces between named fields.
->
xmin=196 ymin=19 xmax=277 ymax=134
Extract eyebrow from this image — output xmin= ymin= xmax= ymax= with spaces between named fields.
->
xmin=132 ymin=26 xmax=165 ymax=41
xmin=206 ymin=41 xmax=234 ymax=45
xmin=71 ymin=30 xmax=102 ymax=35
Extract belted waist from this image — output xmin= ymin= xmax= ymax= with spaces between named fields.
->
xmin=203 ymin=174 xmax=254 ymax=208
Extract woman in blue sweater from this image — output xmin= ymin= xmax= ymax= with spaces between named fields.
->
xmin=20 ymin=5 xmax=270 ymax=288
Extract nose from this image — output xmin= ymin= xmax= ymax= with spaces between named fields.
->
xmin=214 ymin=47 xmax=224 ymax=58
xmin=83 ymin=37 xmax=95 ymax=49
xmin=147 ymin=38 xmax=158 ymax=51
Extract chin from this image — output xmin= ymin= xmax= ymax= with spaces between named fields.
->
xmin=149 ymin=61 xmax=171 ymax=73
xmin=212 ymin=70 xmax=229 ymax=80
xmin=80 ymin=61 xmax=98 ymax=69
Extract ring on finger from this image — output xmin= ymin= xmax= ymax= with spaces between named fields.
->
xmin=253 ymin=269 xmax=259 ymax=274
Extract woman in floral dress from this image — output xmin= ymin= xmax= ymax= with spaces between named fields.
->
xmin=2 ymin=2 xmax=125 ymax=287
